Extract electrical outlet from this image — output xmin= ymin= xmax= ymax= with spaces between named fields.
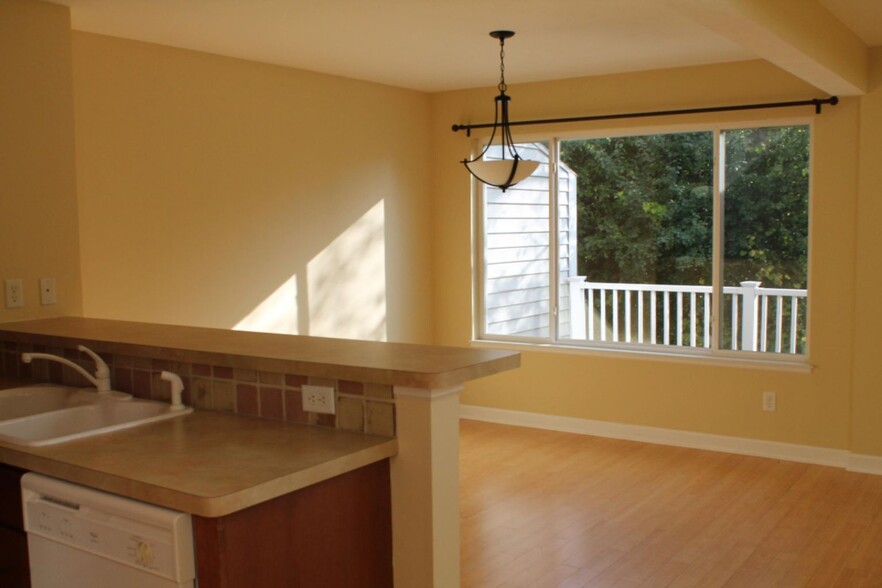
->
xmin=39 ymin=277 xmax=57 ymax=305
xmin=302 ymin=385 xmax=336 ymax=414
xmin=762 ymin=391 xmax=777 ymax=412
xmin=5 ymin=279 xmax=23 ymax=308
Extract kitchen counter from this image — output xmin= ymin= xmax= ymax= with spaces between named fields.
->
xmin=1 ymin=316 xmax=520 ymax=586
xmin=0 ymin=316 xmax=519 ymax=388
xmin=0 ymin=407 xmax=396 ymax=517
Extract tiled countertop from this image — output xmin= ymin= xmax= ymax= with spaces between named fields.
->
xmin=0 ymin=407 xmax=397 ymax=517
xmin=0 ymin=317 xmax=520 ymax=388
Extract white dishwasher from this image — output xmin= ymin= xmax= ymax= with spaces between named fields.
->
xmin=21 ymin=473 xmax=196 ymax=588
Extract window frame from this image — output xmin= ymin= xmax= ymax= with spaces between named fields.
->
xmin=471 ymin=117 xmax=814 ymax=366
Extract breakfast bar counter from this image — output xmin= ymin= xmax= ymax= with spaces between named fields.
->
xmin=0 ymin=316 xmax=521 ymax=587
xmin=0 ymin=316 xmax=519 ymax=389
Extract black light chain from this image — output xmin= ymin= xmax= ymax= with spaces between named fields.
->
xmin=498 ymin=36 xmax=507 ymax=94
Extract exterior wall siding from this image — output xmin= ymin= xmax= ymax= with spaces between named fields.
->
xmin=483 ymin=143 xmax=577 ymax=338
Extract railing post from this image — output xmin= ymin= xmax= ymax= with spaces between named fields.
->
xmin=568 ymin=277 xmax=587 ymax=340
xmin=740 ymin=281 xmax=761 ymax=351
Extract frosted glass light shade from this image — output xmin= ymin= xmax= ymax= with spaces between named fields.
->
xmin=465 ymin=158 xmax=539 ymax=190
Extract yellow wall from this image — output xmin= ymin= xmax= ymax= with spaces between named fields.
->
xmin=431 ymin=60 xmax=867 ymax=451
xmin=0 ymin=0 xmax=83 ymax=321
xmin=6 ymin=0 xmax=882 ymax=457
xmin=71 ymin=32 xmax=434 ymax=344
xmin=850 ymin=47 xmax=882 ymax=456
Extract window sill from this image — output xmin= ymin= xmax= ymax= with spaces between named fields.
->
xmin=470 ymin=338 xmax=814 ymax=373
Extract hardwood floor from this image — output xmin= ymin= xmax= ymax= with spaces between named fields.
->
xmin=460 ymin=420 xmax=882 ymax=587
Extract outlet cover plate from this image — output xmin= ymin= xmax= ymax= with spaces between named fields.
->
xmin=5 ymin=279 xmax=23 ymax=308
xmin=762 ymin=391 xmax=777 ymax=412
xmin=302 ymin=385 xmax=336 ymax=414
xmin=40 ymin=277 xmax=57 ymax=305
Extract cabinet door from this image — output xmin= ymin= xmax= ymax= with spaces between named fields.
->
xmin=0 ymin=464 xmax=29 ymax=588
xmin=0 ymin=525 xmax=30 ymax=588
xmin=193 ymin=459 xmax=392 ymax=588
xmin=0 ymin=464 xmax=25 ymax=529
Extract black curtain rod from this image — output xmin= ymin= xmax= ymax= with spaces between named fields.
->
xmin=451 ymin=96 xmax=839 ymax=136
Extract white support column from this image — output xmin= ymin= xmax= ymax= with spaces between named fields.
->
xmin=740 ymin=281 xmax=762 ymax=351
xmin=568 ymin=277 xmax=587 ymax=340
xmin=390 ymin=385 xmax=463 ymax=588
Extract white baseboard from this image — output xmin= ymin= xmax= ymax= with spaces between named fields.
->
xmin=847 ymin=453 xmax=882 ymax=475
xmin=460 ymin=404 xmax=882 ymax=475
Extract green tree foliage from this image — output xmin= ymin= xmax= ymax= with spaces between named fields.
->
xmin=723 ymin=126 xmax=810 ymax=288
xmin=560 ymin=126 xmax=809 ymax=289
xmin=561 ymin=132 xmax=713 ymax=285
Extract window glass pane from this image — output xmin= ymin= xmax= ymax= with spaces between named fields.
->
xmin=559 ymin=133 xmax=714 ymax=348
xmin=482 ymin=142 xmax=551 ymax=338
xmin=721 ymin=126 xmax=809 ymax=354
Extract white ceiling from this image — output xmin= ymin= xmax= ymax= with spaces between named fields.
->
xmin=49 ymin=0 xmax=882 ymax=93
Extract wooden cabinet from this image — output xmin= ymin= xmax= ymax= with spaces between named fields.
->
xmin=193 ymin=459 xmax=392 ymax=588
xmin=0 ymin=463 xmax=29 ymax=588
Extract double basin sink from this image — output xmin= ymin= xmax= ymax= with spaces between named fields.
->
xmin=0 ymin=384 xmax=192 ymax=447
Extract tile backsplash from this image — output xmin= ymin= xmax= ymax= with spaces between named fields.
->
xmin=2 ymin=341 xmax=395 ymax=437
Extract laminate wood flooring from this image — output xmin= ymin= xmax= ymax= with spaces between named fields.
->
xmin=460 ymin=419 xmax=882 ymax=587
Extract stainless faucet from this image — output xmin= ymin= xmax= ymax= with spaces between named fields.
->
xmin=21 ymin=345 xmax=112 ymax=394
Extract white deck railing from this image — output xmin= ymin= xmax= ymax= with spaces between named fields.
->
xmin=568 ymin=278 xmax=807 ymax=354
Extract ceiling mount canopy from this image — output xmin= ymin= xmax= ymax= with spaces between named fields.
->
xmin=460 ymin=30 xmax=539 ymax=192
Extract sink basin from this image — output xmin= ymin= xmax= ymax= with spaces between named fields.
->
xmin=0 ymin=385 xmax=103 ymax=421
xmin=0 ymin=399 xmax=193 ymax=447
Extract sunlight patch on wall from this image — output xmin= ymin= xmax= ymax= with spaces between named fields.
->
xmin=308 ymin=199 xmax=387 ymax=341
xmin=233 ymin=200 xmax=387 ymax=340
xmin=233 ymin=273 xmax=301 ymax=334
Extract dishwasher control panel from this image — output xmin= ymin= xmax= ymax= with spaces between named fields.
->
xmin=21 ymin=473 xmax=195 ymax=583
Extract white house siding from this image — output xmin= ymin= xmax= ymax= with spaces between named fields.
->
xmin=482 ymin=143 xmax=577 ymax=338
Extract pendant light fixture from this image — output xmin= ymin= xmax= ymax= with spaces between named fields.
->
xmin=462 ymin=30 xmax=539 ymax=192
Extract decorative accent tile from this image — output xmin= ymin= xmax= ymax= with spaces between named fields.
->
xmin=234 ymin=368 xmax=258 ymax=382
xmin=180 ymin=376 xmax=192 ymax=406
xmin=285 ymin=374 xmax=307 ymax=388
xmin=308 ymin=377 xmax=337 ymax=390
xmin=132 ymin=370 xmax=152 ymax=399
xmin=337 ymin=397 xmax=365 ymax=432
xmin=212 ymin=366 xmax=234 ymax=380
xmin=212 ymin=380 xmax=236 ymax=412
xmin=191 ymin=378 xmax=213 ymax=409
xmin=114 ymin=367 xmax=133 ymax=394
xmin=316 ymin=413 xmax=336 ymax=428
xmin=113 ymin=355 xmax=133 ymax=368
xmin=48 ymin=362 xmax=63 ymax=384
xmin=132 ymin=357 xmax=152 ymax=370
xmin=192 ymin=363 xmax=212 ymax=377
xmin=339 ymin=380 xmax=365 ymax=395
xmin=151 ymin=358 xmax=171 ymax=371
xmin=284 ymin=389 xmax=308 ymax=424
xmin=259 ymin=387 xmax=283 ymax=420
xmin=259 ymin=371 xmax=283 ymax=386
xmin=3 ymin=352 xmax=18 ymax=378
xmin=237 ymin=383 xmax=259 ymax=417
xmin=170 ymin=362 xmax=191 ymax=375
xmin=366 ymin=401 xmax=396 ymax=437
xmin=365 ymin=383 xmax=394 ymax=399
